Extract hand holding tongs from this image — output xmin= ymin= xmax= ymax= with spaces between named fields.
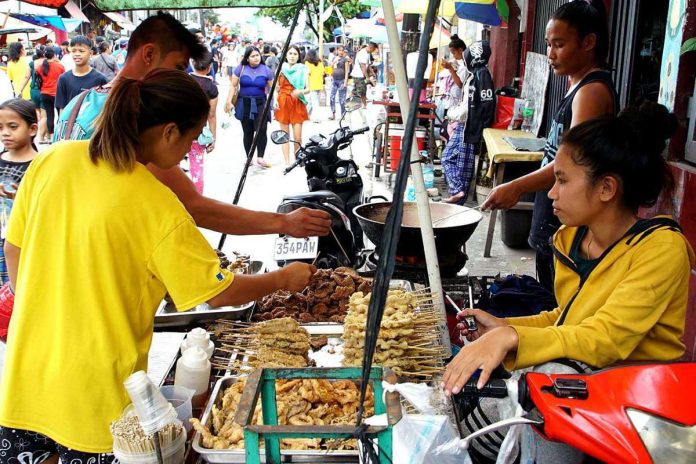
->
xmin=445 ymin=277 xmax=478 ymax=333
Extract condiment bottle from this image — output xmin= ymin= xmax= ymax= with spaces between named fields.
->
xmin=174 ymin=346 xmax=211 ymax=408
xmin=180 ymin=327 xmax=214 ymax=359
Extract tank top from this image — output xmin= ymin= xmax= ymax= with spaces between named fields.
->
xmin=541 ymin=70 xmax=619 ymax=167
xmin=529 ymin=70 xmax=619 ymax=253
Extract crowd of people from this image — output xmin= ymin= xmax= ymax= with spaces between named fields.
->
xmin=0 ymin=2 xmax=691 ymax=463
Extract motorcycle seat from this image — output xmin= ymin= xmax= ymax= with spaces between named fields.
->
xmin=283 ymin=190 xmax=344 ymax=208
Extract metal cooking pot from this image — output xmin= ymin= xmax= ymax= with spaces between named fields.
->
xmin=353 ymin=201 xmax=483 ymax=268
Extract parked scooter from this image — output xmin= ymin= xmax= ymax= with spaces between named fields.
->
xmin=270 ymin=97 xmax=369 ymax=269
xmin=456 ymin=363 xmax=696 ymax=463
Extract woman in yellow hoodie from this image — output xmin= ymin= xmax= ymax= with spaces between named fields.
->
xmin=443 ymin=102 xmax=694 ymax=394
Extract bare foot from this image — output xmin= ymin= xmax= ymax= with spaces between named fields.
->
xmin=256 ymin=158 xmax=271 ymax=168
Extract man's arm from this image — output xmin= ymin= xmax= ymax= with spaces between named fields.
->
xmin=147 ymin=164 xmax=332 ymax=237
xmin=4 ymin=241 xmax=20 ymax=292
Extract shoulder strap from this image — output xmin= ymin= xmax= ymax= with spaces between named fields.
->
xmin=101 ymin=54 xmax=116 ymax=73
xmin=62 ymin=90 xmax=91 ymax=141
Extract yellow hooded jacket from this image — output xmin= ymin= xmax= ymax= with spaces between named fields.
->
xmin=505 ymin=216 xmax=695 ymax=370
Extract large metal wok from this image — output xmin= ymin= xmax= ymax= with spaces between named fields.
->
xmin=354 ymin=201 xmax=483 ymax=273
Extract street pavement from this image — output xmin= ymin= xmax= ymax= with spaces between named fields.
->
xmin=201 ymin=80 xmax=536 ymax=279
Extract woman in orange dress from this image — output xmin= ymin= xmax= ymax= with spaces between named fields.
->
xmin=275 ymin=45 xmax=309 ymax=165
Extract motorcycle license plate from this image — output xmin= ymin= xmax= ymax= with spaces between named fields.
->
xmin=273 ymin=236 xmax=319 ymax=261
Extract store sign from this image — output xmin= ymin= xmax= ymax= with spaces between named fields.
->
xmin=273 ymin=236 xmax=319 ymax=261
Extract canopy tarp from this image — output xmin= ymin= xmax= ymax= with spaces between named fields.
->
xmin=22 ymin=0 xmax=299 ymax=10
xmin=10 ymin=13 xmax=83 ymax=32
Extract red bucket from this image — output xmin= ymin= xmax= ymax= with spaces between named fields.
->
xmin=388 ymin=129 xmax=426 ymax=171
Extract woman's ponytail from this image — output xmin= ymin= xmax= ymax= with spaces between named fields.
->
xmin=90 ymin=78 xmax=142 ymax=172
xmin=89 ymin=69 xmax=209 ymax=173
xmin=42 ymin=48 xmax=54 ymax=76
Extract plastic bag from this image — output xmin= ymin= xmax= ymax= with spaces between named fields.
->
xmin=383 ymin=382 xmax=472 ymax=464
xmin=493 ymin=95 xmax=525 ymax=130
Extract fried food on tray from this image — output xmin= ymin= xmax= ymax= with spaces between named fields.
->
xmin=254 ymin=268 xmax=373 ymax=323
xmin=193 ymin=378 xmax=375 ymax=451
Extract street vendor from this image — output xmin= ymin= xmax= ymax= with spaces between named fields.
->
xmin=482 ymin=0 xmax=618 ymax=292
xmin=442 ymin=103 xmax=694 ymax=394
xmin=54 ymin=12 xmax=332 ymax=240
xmin=0 ymin=69 xmax=316 ymax=461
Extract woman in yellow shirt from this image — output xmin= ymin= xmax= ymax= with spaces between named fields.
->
xmin=6 ymin=42 xmax=31 ymax=100
xmin=443 ymin=102 xmax=694 ymax=394
xmin=0 ymin=69 xmax=315 ymax=460
xmin=305 ymin=49 xmax=325 ymax=122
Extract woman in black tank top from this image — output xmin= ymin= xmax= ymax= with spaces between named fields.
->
xmin=481 ymin=0 xmax=618 ymax=292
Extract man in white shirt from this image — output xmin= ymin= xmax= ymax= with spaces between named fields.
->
xmin=350 ymin=42 xmax=377 ymax=108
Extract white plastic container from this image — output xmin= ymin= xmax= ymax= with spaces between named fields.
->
xmin=180 ymin=327 xmax=214 ymax=359
xmin=112 ymin=424 xmax=186 ymax=464
xmin=174 ymin=346 xmax=211 ymax=408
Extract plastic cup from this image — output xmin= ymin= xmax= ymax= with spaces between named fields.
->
xmin=160 ymin=385 xmax=194 ymax=433
xmin=124 ymin=371 xmax=178 ymax=436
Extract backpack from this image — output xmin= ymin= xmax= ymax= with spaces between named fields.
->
xmin=34 ymin=67 xmax=43 ymax=91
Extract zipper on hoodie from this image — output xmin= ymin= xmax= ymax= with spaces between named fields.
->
xmin=552 ymin=218 xmax=682 ymax=327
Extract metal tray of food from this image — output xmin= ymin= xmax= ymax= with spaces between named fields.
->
xmin=194 ymin=376 xmax=359 ymax=463
xmin=297 ymin=278 xmax=414 ymax=332
xmin=154 ymin=301 xmax=254 ymax=328
xmin=249 ymin=278 xmax=414 ymax=331
xmin=154 ymin=261 xmax=263 ymax=328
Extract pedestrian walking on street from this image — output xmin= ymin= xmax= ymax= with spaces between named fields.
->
xmin=329 ymin=45 xmax=350 ymax=120
xmin=28 ymin=46 xmax=48 ymax=143
xmin=349 ymin=42 xmax=377 ymax=109
xmin=36 ymin=47 xmax=65 ymax=140
xmin=225 ymin=46 xmax=274 ymax=168
xmin=442 ymin=39 xmax=495 ymax=205
xmin=439 ymin=34 xmax=468 ymax=204
xmin=92 ymin=41 xmax=118 ymax=82
xmin=55 ymin=36 xmax=108 ymax=117
xmin=304 ymin=49 xmax=325 ymax=122
xmin=6 ymin=43 xmax=30 ymax=101
xmin=188 ymin=51 xmax=219 ymax=192
xmin=275 ymin=45 xmax=309 ymax=165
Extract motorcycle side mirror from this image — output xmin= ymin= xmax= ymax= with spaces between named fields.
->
xmin=345 ymin=96 xmax=362 ymax=112
xmin=271 ymin=130 xmax=291 ymax=144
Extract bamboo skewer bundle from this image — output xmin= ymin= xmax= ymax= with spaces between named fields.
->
xmin=111 ymin=416 xmax=183 ymax=454
xmin=341 ymin=289 xmax=446 ymax=380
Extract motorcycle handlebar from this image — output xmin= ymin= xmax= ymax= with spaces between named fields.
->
xmin=352 ymin=126 xmax=370 ymax=135
xmin=284 ymin=158 xmax=302 ymax=175
xmin=456 ymin=378 xmax=509 ymax=399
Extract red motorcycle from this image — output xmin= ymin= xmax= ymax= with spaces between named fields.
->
xmin=459 ymin=363 xmax=696 ymax=463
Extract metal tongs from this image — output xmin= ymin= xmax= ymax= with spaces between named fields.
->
xmin=445 ymin=277 xmax=478 ymax=333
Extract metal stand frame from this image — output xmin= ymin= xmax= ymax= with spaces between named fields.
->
xmin=234 ymin=367 xmax=401 ymax=464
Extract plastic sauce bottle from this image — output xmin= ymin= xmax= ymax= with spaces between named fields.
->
xmin=174 ymin=346 xmax=211 ymax=408
xmin=521 ymin=98 xmax=535 ymax=132
xmin=180 ymin=327 xmax=215 ymax=360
